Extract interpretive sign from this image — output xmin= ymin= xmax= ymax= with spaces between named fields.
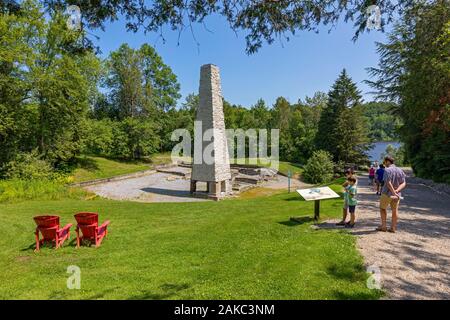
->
xmin=295 ymin=187 xmax=340 ymax=220
xmin=296 ymin=187 xmax=340 ymax=201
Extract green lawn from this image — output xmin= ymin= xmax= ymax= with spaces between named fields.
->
xmin=0 ymin=181 xmax=382 ymax=300
xmin=71 ymin=156 xmax=154 ymax=183
xmin=71 ymin=153 xmax=186 ymax=183
xmin=277 ymin=161 xmax=303 ymax=177
xmin=230 ymin=158 xmax=303 ymax=177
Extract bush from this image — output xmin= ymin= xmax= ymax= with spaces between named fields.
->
xmin=2 ymin=151 xmax=54 ymax=180
xmin=111 ymin=117 xmax=160 ymax=159
xmin=303 ymin=150 xmax=334 ymax=184
xmin=83 ymin=118 xmax=160 ymax=160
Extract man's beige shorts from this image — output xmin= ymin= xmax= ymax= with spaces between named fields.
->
xmin=380 ymin=193 xmax=400 ymax=210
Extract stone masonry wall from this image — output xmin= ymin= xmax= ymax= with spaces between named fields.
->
xmin=191 ymin=64 xmax=232 ymax=182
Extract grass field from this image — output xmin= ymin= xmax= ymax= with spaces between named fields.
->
xmin=0 ymin=180 xmax=382 ymax=300
xmin=230 ymin=158 xmax=303 ymax=177
xmin=71 ymin=156 xmax=153 ymax=183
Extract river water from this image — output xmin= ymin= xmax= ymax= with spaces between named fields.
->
xmin=368 ymin=141 xmax=402 ymax=162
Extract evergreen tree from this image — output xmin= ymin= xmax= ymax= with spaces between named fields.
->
xmin=316 ymin=69 xmax=370 ymax=164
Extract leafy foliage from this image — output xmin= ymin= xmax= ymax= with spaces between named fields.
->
xmin=361 ymin=102 xmax=402 ymax=141
xmin=368 ymin=0 xmax=450 ymax=183
xmin=2 ymin=150 xmax=54 ymax=180
xmin=30 ymin=0 xmax=418 ymax=54
xmin=302 ymin=150 xmax=334 ymax=184
xmin=0 ymin=0 xmax=101 ymax=169
xmin=380 ymin=144 xmax=407 ymax=167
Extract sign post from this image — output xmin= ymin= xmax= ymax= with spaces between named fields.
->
xmin=314 ymin=199 xmax=320 ymax=220
xmin=287 ymin=170 xmax=292 ymax=193
xmin=295 ymin=187 xmax=340 ymax=220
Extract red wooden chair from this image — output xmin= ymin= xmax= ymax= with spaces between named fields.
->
xmin=74 ymin=212 xmax=110 ymax=248
xmin=34 ymin=215 xmax=72 ymax=252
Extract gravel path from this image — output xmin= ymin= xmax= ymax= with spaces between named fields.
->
xmin=323 ymin=174 xmax=450 ymax=299
xmin=86 ymin=168 xmax=208 ymax=202
xmin=85 ymin=167 xmax=303 ymax=203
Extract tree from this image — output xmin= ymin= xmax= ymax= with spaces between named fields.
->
xmin=100 ymin=43 xmax=180 ymax=158
xmin=303 ymin=150 xmax=334 ymax=184
xmin=361 ymin=102 xmax=402 ymax=141
xmin=272 ymin=97 xmax=294 ymax=161
xmin=293 ymin=91 xmax=328 ymax=162
xmin=316 ymin=69 xmax=371 ymax=164
xmin=104 ymin=43 xmax=180 ymax=119
xmin=31 ymin=0 xmax=417 ymax=54
xmin=0 ymin=0 xmax=101 ymax=169
xmin=381 ymin=144 xmax=406 ymax=167
xmin=367 ymin=0 xmax=450 ymax=182
xmin=251 ymin=99 xmax=272 ymax=129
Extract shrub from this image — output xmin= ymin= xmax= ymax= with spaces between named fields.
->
xmin=303 ymin=150 xmax=334 ymax=184
xmin=3 ymin=151 xmax=54 ymax=180
xmin=111 ymin=117 xmax=160 ymax=159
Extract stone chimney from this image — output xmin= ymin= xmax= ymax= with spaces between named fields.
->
xmin=190 ymin=64 xmax=232 ymax=200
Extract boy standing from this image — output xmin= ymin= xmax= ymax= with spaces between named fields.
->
xmin=336 ymin=174 xmax=358 ymax=227
xmin=345 ymin=177 xmax=358 ymax=228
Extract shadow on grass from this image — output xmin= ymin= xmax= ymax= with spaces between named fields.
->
xmin=279 ymin=216 xmax=314 ymax=226
xmin=75 ymin=156 xmax=99 ymax=172
xmin=128 ymin=283 xmax=190 ymax=300
xmin=332 ymin=290 xmax=382 ymax=300
xmin=21 ymin=243 xmax=36 ymax=252
xmin=21 ymin=237 xmax=80 ymax=252
xmin=326 ymin=263 xmax=366 ymax=282
xmin=283 ymin=196 xmax=304 ymax=202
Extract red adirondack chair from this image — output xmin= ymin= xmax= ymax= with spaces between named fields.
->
xmin=34 ymin=215 xmax=72 ymax=252
xmin=74 ymin=212 xmax=110 ymax=248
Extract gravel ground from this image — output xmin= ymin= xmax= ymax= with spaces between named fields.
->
xmin=85 ymin=167 xmax=304 ymax=202
xmin=323 ymin=174 xmax=450 ymax=299
xmin=86 ymin=167 xmax=208 ymax=202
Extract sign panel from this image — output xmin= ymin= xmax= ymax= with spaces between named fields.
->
xmin=296 ymin=186 xmax=340 ymax=201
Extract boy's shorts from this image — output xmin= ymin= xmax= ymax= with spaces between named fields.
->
xmin=348 ymin=205 xmax=356 ymax=214
xmin=380 ymin=193 xmax=400 ymax=210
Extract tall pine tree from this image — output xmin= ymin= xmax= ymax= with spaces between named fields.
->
xmin=315 ymin=69 xmax=370 ymax=164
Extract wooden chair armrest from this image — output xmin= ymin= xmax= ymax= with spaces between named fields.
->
xmin=58 ymin=223 xmax=72 ymax=235
xmin=100 ymin=220 xmax=110 ymax=228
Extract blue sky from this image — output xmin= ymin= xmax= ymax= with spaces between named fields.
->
xmin=93 ymin=13 xmax=388 ymax=108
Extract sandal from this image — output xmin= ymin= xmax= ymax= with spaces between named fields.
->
xmin=375 ymin=226 xmax=387 ymax=232
xmin=336 ymin=221 xmax=346 ymax=226
xmin=388 ymin=228 xmax=396 ymax=233
xmin=345 ymin=222 xmax=356 ymax=228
